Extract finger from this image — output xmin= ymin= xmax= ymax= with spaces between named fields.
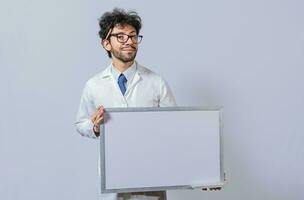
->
xmin=92 ymin=106 xmax=103 ymax=121
xmin=92 ymin=105 xmax=105 ymax=124
xmin=96 ymin=106 xmax=104 ymax=116
xmin=98 ymin=105 xmax=104 ymax=110
xmin=92 ymin=111 xmax=98 ymax=122
xmin=95 ymin=106 xmax=102 ymax=116
xmin=99 ymin=106 xmax=105 ymax=114
xmin=95 ymin=115 xmax=104 ymax=126
xmin=96 ymin=109 xmax=104 ymax=119
xmin=94 ymin=111 xmax=104 ymax=123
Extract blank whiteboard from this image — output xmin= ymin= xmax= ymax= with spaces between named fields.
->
xmin=100 ymin=107 xmax=224 ymax=193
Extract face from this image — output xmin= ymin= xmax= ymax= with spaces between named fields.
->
xmin=103 ymin=24 xmax=139 ymax=63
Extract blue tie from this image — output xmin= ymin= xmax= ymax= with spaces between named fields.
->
xmin=118 ymin=73 xmax=127 ymax=95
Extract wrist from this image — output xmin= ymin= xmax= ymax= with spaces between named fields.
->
xmin=93 ymin=125 xmax=100 ymax=136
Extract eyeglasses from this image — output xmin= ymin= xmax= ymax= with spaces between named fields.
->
xmin=109 ymin=33 xmax=143 ymax=44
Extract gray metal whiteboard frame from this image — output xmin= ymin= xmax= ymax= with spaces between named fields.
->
xmin=100 ymin=106 xmax=224 ymax=193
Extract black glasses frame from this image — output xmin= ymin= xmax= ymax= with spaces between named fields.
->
xmin=110 ymin=33 xmax=143 ymax=44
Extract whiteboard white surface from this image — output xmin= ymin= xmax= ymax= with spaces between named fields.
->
xmin=100 ymin=107 xmax=223 ymax=193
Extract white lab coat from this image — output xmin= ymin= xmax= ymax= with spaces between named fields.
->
xmin=75 ymin=62 xmax=176 ymax=200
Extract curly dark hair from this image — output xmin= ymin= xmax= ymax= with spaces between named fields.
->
xmin=98 ymin=8 xmax=142 ymax=58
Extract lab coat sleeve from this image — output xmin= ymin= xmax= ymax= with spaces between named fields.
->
xmin=159 ymin=77 xmax=177 ymax=107
xmin=75 ymin=82 xmax=100 ymax=139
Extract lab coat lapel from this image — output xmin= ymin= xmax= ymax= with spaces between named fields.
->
xmin=125 ymin=71 xmax=142 ymax=97
xmin=102 ymin=66 xmax=128 ymax=105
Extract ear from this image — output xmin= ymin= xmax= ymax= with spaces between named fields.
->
xmin=102 ymin=39 xmax=111 ymax=51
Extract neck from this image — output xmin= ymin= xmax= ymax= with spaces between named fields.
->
xmin=112 ymin=57 xmax=134 ymax=73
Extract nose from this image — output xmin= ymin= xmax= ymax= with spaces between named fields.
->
xmin=125 ymin=36 xmax=136 ymax=45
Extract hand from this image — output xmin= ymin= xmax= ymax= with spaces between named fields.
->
xmin=91 ymin=105 xmax=105 ymax=136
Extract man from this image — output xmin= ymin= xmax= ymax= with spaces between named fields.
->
xmin=75 ymin=8 xmax=176 ymax=200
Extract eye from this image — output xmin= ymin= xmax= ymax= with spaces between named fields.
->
xmin=117 ymin=34 xmax=125 ymax=40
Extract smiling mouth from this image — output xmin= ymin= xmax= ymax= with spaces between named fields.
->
xmin=122 ymin=48 xmax=136 ymax=52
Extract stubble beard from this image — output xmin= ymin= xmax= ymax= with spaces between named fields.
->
xmin=111 ymin=47 xmax=138 ymax=63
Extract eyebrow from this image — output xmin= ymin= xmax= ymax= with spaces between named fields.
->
xmin=111 ymin=31 xmax=137 ymax=35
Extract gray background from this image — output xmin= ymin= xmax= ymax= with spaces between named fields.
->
xmin=0 ymin=0 xmax=303 ymax=199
